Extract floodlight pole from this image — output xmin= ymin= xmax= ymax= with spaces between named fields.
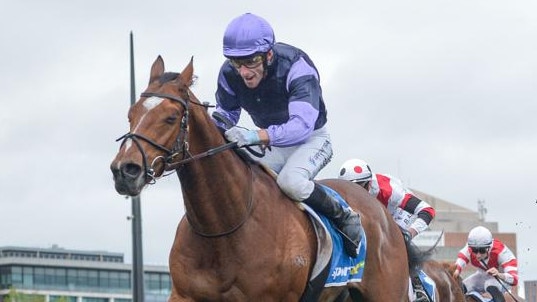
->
xmin=130 ymin=31 xmax=145 ymax=302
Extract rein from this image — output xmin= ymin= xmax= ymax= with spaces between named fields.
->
xmin=140 ymin=91 xmax=239 ymax=172
xmin=479 ymin=259 xmax=519 ymax=302
xmin=165 ymin=141 xmax=237 ymax=170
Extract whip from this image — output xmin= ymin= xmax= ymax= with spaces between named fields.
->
xmin=479 ymin=259 xmax=519 ymax=302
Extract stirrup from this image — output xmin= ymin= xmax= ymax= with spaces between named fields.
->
xmin=414 ymin=289 xmax=430 ymax=302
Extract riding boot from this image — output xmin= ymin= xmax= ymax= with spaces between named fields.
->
xmin=486 ymin=286 xmax=505 ymax=302
xmin=303 ymin=183 xmax=363 ymax=257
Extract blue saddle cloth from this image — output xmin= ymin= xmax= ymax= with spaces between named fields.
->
xmin=418 ymin=269 xmax=437 ymax=301
xmin=317 ymin=185 xmax=367 ymax=287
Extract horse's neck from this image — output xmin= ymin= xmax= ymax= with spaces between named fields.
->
xmin=178 ymin=105 xmax=253 ymax=236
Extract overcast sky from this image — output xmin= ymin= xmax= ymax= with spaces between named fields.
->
xmin=2 ymin=0 xmax=536 ymax=287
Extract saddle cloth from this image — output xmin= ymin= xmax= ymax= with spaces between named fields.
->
xmin=301 ymin=184 xmax=367 ymax=287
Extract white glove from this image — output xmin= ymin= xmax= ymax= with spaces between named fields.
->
xmin=225 ymin=127 xmax=261 ymax=147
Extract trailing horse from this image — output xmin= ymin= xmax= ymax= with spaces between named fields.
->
xmin=445 ymin=263 xmax=522 ymax=302
xmin=422 ymin=261 xmax=465 ymax=301
xmin=110 ymin=56 xmax=410 ymax=301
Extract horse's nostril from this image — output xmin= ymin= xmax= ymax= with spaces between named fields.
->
xmin=111 ymin=166 xmax=119 ymax=177
xmin=122 ymin=163 xmax=142 ymax=178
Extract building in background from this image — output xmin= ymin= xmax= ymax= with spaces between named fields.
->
xmin=0 ymin=245 xmax=170 ymax=302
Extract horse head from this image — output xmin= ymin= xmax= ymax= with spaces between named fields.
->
xmin=110 ymin=56 xmax=196 ymax=196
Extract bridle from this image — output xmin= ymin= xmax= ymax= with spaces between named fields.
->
xmin=115 ymin=89 xmax=251 ymax=237
xmin=115 ymin=90 xmax=236 ymax=183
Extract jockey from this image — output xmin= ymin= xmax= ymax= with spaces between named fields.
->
xmin=453 ymin=226 xmax=518 ymax=302
xmin=338 ymin=158 xmax=436 ymax=302
xmin=338 ymin=158 xmax=436 ymax=240
xmin=212 ymin=13 xmax=362 ymax=257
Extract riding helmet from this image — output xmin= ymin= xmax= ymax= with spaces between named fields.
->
xmin=338 ymin=159 xmax=373 ymax=182
xmin=223 ymin=13 xmax=275 ymax=58
xmin=467 ymin=226 xmax=493 ymax=248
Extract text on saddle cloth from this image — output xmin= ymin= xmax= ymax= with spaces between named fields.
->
xmin=310 ymin=184 xmax=367 ymax=287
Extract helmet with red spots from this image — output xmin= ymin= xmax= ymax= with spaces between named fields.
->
xmin=338 ymin=159 xmax=373 ymax=182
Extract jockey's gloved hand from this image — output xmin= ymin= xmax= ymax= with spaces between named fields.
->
xmin=225 ymin=127 xmax=261 ymax=147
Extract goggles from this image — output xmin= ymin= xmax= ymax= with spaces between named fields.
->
xmin=229 ymin=54 xmax=264 ymax=69
xmin=470 ymin=247 xmax=489 ymax=254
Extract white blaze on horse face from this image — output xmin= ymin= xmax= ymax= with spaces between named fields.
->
xmin=123 ymin=139 xmax=133 ymax=152
xmin=134 ymin=96 xmax=164 ymax=132
xmin=122 ymin=96 xmax=165 ymax=154
xmin=143 ymin=96 xmax=165 ymax=111
xmin=133 ymin=96 xmax=164 ymax=132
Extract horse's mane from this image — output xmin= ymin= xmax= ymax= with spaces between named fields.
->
xmin=441 ymin=261 xmax=457 ymax=275
xmin=441 ymin=261 xmax=467 ymax=294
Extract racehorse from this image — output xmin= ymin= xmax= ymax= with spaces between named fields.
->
xmin=110 ymin=56 xmax=410 ymax=301
xmin=444 ymin=263 xmax=521 ymax=302
xmin=421 ymin=261 xmax=465 ymax=302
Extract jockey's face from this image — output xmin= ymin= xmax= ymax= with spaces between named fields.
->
xmin=471 ymin=247 xmax=489 ymax=260
xmin=231 ymin=51 xmax=273 ymax=89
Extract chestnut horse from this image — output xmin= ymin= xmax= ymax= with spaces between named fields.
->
xmin=443 ymin=263 xmax=522 ymax=302
xmin=110 ymin=56 xmax=410 ymax=301
xmin=421 ymin=261 xmax=465 ymax=301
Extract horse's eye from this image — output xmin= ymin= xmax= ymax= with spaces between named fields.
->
xmin=166 ymin=115 xmax=178 ymax=124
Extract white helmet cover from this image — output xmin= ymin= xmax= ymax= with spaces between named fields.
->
xmin=467 ymin=226 xmax=493 ymax=247
xmin=339 ymin=159 xmax=373 ymax=182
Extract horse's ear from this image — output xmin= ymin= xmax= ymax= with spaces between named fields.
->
xmin=149 ymin=56 xmax=165 ymax=84
xmin=180 ymin=56 xmax=194 ymax=87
